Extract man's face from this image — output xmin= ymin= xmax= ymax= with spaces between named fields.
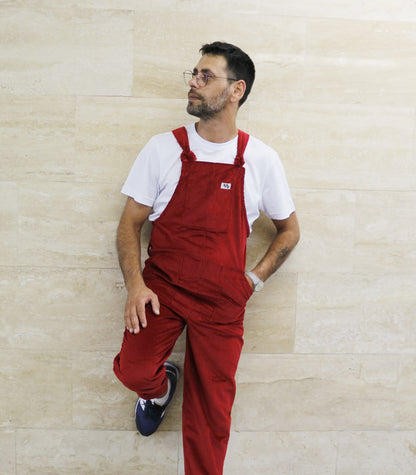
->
xmin=186 ymin=54 xmax=232 ymax=120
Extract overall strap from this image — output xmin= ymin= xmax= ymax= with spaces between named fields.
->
xmin=234 ymin=130 xmax=250 ymax=167
xmin=172 ymin=127 xmax=197 ymax=162
xmin=173 ymin=126 xmax=249 ymax=165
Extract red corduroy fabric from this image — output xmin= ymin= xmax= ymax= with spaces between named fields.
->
xmin=114 ymin=127 xmax=252 ymax=474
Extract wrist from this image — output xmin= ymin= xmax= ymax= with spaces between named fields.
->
xmin=245 ymin=270 xmax=264 ymax=291
xmin=124 ymin=274 xmax=146 ymax=293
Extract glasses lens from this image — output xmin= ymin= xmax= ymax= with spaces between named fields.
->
xmin=183 ymin=71 xmax=193 ymax=85
xmin=183 ymin=71 xmax=209 ymax=86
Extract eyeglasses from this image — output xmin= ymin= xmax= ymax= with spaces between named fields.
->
xmin=183 ymin=70 xmax=238 ymax=88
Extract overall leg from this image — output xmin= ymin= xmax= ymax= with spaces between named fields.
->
xmin=113 ymin=301 xmax=185 ymax=399
xmin=182 ymin=312 xmax=244 ymax=475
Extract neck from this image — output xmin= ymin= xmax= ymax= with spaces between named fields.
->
xmin=195 ymin=116 xmax=238 ymax=143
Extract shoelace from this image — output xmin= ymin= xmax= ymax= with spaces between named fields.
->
xmin=144 ymin=400 xmax=165 ymax=420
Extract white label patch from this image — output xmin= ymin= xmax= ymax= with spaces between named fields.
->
xmin=220 ymin=182 xmax=232 ymax=190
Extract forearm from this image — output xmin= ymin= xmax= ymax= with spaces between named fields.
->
xmin=116 ymin=220 xmax=145 ymax=292
xmin=252 ymin=231 xmax=297 ymax=281
xmin=116 ymin=199 xmax=158 ymax=333
xmin=251 ymin=213 xmax=300 ymax=282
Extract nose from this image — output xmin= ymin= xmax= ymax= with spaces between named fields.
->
xmin=189 ymin=73 xmax=200 ymax=88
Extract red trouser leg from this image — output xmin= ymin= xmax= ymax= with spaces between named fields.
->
xmin=113 ymin=274 xmax=245 ymax=474
xmin=113 ymin=303 xmax=185 ymax=399
xmin=182 ymin=313 xmax=244 ymax=475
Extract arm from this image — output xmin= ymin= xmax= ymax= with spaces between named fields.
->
xmin=117 ymin=197 xmax=160 ymax=334
xmin=246 ymin=211 xmax=300 ymax=288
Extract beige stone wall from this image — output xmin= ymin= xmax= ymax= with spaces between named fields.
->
xmin=1 ymin=1 xmax=416 ymax=473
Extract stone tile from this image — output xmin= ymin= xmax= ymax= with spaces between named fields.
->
xmin=0 ymin=95 xmax=191 ymax=185
xmin=72 ymin=351 xmax=184 ymax=431
xmin=307 ymin=17 xmax=416 ymax=62
xmin=295 ymin=272 xmax=416 ymax=353
xmin=9 ymin=0 xmax=416 ymax=21
xmin=394 ymin=357 xmax=416 ymax=435
xmin=304 ymin=18 xmax=416 ymax=106
xmin=15 ymin=429 xmax=179 ymax=474
xmin=243 ymin=272 xmax=297 ymax=353
xmin=248 ymin=102 xmax=415 ymax=191
xmin=336 ymin=431 xmax=416 ymax=474
xmin=225 ymin=15 xmax=307 ymax=105
xmin=0 ymin=96 xmax=76 ymax=181
xmin=354 ymin=191 xmax=416 ymax=273
xmin=0 ymin=182 xmax=19 ymax=267
xmin=1 ymin=2 xmax=416 ymax=474
xmin=133 ymin=12 xmax=207 ymax=100
xmin=286 ymin=189 xmax=356 ymax=273
xmin=287 ymin=0 xmax=416 ymax=21
xmin=74 ymin=97 xmax=191 ymax=184
xmin=178 ymin=430 xmax=338 ymax=474
xmin=1 ymin=181 xmax=122 ymax=268
xmin=17 ymin=0 xmax=141 ymax=9
xmin=0 ymin=267 xmax=127 ymax=352
xmin=236 ymin=354 xmax=399 ymax=385
xmin=0 ymin=430 xmax=15 ymax=474
xmin=0 ymin=263 xmax=187 ymax=356
xmin=224 ymin=431 xmax=337 ymax=475
xmin=133 ymin=11 xmax=306 ymax=103
xmin=72 ymin=351 xmax=137 ymax=431
xmin=251 ymin=58 xmax=306 ymax=105
xmin=0 ymin=95 xmax=200 ymax=201
xmin=0 ymin=350 xmax=72 ymax=429
xmin=233 ymin=354 xmax=413 ymax=431
xmin=0 ymin=6 xmax=133 ymax=95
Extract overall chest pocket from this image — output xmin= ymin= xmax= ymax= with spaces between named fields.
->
xmin=182 ymin=163 xmax=238 ymax=233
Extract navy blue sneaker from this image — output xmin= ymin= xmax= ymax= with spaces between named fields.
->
xmin=135 ymin=362 xmax=179 ymax=437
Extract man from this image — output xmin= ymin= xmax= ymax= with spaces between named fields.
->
xmin=113 ymin=41 xmax=299 ymax=474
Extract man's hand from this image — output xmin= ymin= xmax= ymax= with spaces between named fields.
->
xmin=124 ymin=284 xmax=160 ymax=334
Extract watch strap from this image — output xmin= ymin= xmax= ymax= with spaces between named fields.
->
xmin=245 ymin=270 xmax=264 ymax=291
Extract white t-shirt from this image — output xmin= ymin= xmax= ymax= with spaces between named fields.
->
xmin=122 ymin=123 xmax=295 ymax=232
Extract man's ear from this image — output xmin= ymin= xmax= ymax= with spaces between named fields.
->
xmin=230 ymin=80 xmax=246 ymax=104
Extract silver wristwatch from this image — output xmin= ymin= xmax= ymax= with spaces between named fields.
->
xmin=245 ymin=270 xmax=264 ymax=291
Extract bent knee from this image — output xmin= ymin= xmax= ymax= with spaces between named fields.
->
xmin=113 ymin=353 xmax=164 ymax=395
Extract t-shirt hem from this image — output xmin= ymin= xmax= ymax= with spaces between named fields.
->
xmin=264 ymin=206 xmax=296 ymax=221
xmin=121 ymin=186 xmax=154 ymax=208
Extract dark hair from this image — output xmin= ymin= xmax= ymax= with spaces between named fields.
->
xmin=199 ymin=41 xmax=255 ymax=107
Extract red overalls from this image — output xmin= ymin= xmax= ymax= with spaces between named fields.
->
xmin=114 ymin=126 xmax=253 ymax=474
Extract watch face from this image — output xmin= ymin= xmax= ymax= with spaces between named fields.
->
xmin=255 ymin=281 xmax=264 ymax=291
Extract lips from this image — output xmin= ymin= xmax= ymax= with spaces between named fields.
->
xmin=188 ymin=91 xmax=202 ymax=101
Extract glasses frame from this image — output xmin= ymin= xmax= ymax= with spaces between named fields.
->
xmin=183 ymin=70 xmax=238 ymax=88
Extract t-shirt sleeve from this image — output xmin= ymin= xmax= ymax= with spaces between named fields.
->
xmin=121 ymin=136 xmax=159 ymax=207
xmin=260 ymin=150 xmax=295 ymax=220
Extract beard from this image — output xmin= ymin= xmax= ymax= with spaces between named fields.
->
xmin=187 ymin=87 xmax=229 ymax=120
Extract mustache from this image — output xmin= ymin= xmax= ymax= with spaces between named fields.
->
xmin=188 ymin=90 xmax=203 ymax=100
